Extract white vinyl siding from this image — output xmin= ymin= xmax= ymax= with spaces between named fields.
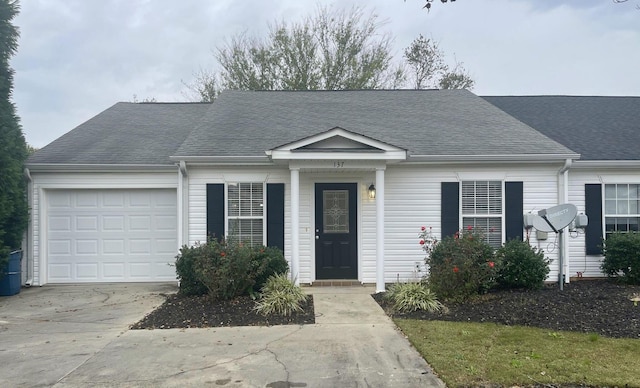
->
xmin=227 ymin=182 xmax=265 ymax=246
xmin=187 ymin=164 xmax=562 ymax=284
xmin=604 ymin=184 xmax=640 ymax=236
xmin=461 ymin=180 xmax=503 ymax=248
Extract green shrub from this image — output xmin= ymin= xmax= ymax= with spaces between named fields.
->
xmin=174 ymin=239 xmax=289 ymax=299
xmin=602 ymin=232 xmax=640 ymax=285
xmin=427 ymin=228 xmax=496 ymax=302
xmin=495 ymin=239 xmax=550 ymax=290
xmin=254 ymin=273 xmax=307 ymax=316
xmin=174 ymin=243 xmax=210 ymax=296
xmin=250 ymin=246 xmax=290 ymax=292
xmin=384 ymin=282 xmax=443 ymax=313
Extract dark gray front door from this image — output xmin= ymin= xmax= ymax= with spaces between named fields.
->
xmin=315 ymin=183 xmax=358 ymax=279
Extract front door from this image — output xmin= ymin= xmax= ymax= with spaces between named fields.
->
xmin=315 ymin=183 xmax=358 ymax=279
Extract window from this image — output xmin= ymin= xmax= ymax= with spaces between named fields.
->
xmin=227 ymin=182 xmax=264 ymax=245
xmin=461 ymin=180 xmax=503 ymax=248
xmin=604 ymin=184 xmax=640 ymax=237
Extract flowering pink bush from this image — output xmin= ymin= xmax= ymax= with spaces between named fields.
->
xmin=426 ymin=228 xmax=497 ymax=302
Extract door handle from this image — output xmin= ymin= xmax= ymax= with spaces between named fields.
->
xmin=315 ymin=235 xmax=320 ymax=240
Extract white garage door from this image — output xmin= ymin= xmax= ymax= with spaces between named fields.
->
xmin=46 ymin=189 xmax=178 ymax=283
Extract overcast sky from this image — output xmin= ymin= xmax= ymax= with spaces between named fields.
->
xmin=11 ymin=0 xmax=640 ymax=148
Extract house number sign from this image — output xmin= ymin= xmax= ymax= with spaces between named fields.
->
xmin=333 ymin=161 xmax=345 ymax=168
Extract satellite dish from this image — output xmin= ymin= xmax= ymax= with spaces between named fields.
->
xmin=533 ymin=204 xmax=577 ymax=232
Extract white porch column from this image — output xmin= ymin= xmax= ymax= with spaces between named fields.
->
xmin=290 ymin=168 xmax=300 ymax=286
xmin=376 ymin=168 xmax=385 ymax=293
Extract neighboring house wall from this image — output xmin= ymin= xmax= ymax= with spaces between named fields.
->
xmin=568 ymin=168 xmax=640 ymax=278
xmin=28 ymin=171 xmax=178 ymax=285
xmin=188 ymin=163 xmax=564 ymax=285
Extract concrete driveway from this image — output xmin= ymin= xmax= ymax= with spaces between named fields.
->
xmin=0 ymin=284 xmax=445 ymax=388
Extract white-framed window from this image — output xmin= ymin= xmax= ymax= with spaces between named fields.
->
xmin=227 ymin=182 xmax=264 ymax=245
xmin=461 ymin=180 xmax=503 ymax=248
xmin=604 ymin=184 xmax=640 ymax=237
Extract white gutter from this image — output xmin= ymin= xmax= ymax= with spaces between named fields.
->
xmin=406 ymin=153 xmax=579 ymax=163
xmin=23 ymin=168 xmax=33 ymax=287
xmin=25 ymin=163 xmax=176 ymax=172
xmin=572 ymin=160 xmax=640 ymax=169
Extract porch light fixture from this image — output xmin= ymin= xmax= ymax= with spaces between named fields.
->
xmin=368 ymin=184 xmax=376 ymax=199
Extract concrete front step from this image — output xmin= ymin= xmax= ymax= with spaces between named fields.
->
xmin=310 ymin=280 xmax=364 ymax=287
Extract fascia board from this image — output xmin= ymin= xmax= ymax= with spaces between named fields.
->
xmin=270 ymin=149 xmax=407 ymax=160
xmin=572 ymin=160 xmax=640 ymax=169
xmin=407 ymin=153 xmax=579 ymax=163
xmin=25 ymin=163 xmax=177 ymax=173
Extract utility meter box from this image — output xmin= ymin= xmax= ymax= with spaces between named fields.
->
xmin=575 ymin=213 xmax=589 ymax=228
xmin=523 ymin=213 xmax=536 ymax=229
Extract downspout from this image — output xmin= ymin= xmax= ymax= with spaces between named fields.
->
xmin=557 ymin=159 xmax=572 ymax=286
xmin=23 ymin=167 xmax=33 ymax=286
xmin=178 ymin=161 xmax=188 ymax=248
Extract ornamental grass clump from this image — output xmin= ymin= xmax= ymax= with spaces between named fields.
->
xmin=426 ymin=227 xmax=497 ymax=302
xmin=495 ymin=238 xmax=550 ymax=290
xmin=254 ymin=273 xmax=307 ymax=316
xmin=384 ymin=282 xmax=443 ymax=313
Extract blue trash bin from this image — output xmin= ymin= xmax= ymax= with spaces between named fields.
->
xmin=0 ymin=250 xmax=22 ymax=296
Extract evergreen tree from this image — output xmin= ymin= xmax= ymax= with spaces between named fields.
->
xmin=0 ymin=0 xmax=28 ymax=275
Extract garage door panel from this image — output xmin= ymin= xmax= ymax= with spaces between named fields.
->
xmin=103 ymin=263 xmax=125 ymax=279
xmin=103 ymin=216 xmax=125 ymax=231
xmin=156 ymin=238 xmax=178 ymax=255
xmin=46 ymin=189 xmax=178 ymax=283
xmin=75 ymin=192 xmax=99 ymax=208
xmin=49 ymin=263 xmax=72 ymax=280
xmin=76 ymin=263 xmax=99 ymax=280
xmin=155 ymin=215 xmax=177 ymax=231
xmin=76 ymin=216 xmax=98 ymax=231
xmin=129 ymin=216 xmax=151 ymax=231
xmin=76 ymin=239 xmax=98 ymax=255
xmin=49 ymin=216 xmax=71 ymax=231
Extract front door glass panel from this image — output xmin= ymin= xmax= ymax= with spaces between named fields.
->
xmin=323 ymin=190 xmax=349 ymax=233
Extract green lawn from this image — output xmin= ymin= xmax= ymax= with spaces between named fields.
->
xmin=395 ymin=319 xmax=640 ymax=387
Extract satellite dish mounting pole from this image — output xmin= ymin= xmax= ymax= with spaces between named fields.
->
xmin=538 ymin=209 xmax=564 ymax=291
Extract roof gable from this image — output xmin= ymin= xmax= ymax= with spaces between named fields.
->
xmin=268 ymin=126 xmax=406 ymax=161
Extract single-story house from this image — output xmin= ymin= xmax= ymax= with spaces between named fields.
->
xmin=23 ymin=90 xmax=638 ymax=291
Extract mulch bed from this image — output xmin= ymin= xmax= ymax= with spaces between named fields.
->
xmin=131 ymin=294 xmax=315 ymax=329
xmin=373 ymin=279 xmax=640 ymax=339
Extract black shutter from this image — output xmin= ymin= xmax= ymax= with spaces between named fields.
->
xmin=585 ymin=184 xmax=603 ymax=255
xmin=267 ymin=183 xmax=285 ymax=252
xmin=441 ymin=182 xmax=460 ymax=238
xmin=206 ymin=184 xmax=225 ymax=240
xmin=505 ymin=181 xmax=524 ymax=241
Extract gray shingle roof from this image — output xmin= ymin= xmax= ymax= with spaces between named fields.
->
xmin=28 ymin=102 xmax=211 ymax=165
xmin=482 ymin=96 xmax=640 ymax=161
xmin=174 ymin=89 xmax=576 ymax=159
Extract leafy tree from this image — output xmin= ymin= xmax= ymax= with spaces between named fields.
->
xmin=404 ymin=34 xmax=474 ymax=90
xmin=403 ymin=34 xmax=446 ymax=89
xmin=439 ymin=62 xmax=475 ymax=90
xmin=206 ymin=6 xmax=403 ymax=96
xmin=0 ymin=0 xmax=28 ymax=274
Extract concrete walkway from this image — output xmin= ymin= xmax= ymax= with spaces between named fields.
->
xmin=0 ymin=284 xmax=445 ymax=387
